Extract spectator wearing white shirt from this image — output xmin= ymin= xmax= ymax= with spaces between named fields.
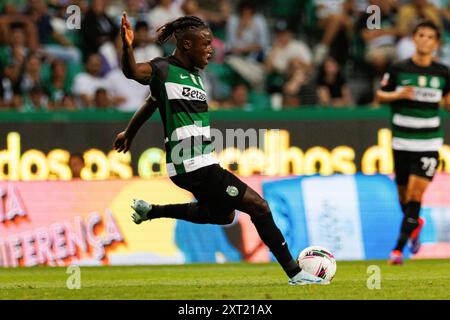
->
xmin=73 ymin=53 xmax=110 ymax=108
xmin=312 ymin=0 xmax=354 ymax=65
xmin=265 ymin=21 xmax=313 ymax=107
xmin=104 ymin=21 xmax=160 ymax=112
xmin=225 ymin=1 xmax=270 ymax=89
xmin=133 ymin=21 xmax=163 ymax=63
xmin=146 ymin=0 xmax=183 ymax=34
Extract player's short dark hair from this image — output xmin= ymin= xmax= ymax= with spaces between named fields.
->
xmin=413 ymin=20 xmax=441 ymax=40
xmin=156 ymin=16 xmax=208 ymax=44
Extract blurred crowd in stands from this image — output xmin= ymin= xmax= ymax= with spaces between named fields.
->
xmin=1 ymin=0 xmax=450 ymax=111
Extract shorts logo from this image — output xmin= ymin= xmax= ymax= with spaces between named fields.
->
xmin=226 ymin=185 xmax=239 ymax=197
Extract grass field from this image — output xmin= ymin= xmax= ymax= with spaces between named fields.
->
xmin=0 ymin=259 xmax=449 ymax=300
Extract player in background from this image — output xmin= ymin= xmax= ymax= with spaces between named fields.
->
xmin=114 ymin=13 xmax=327 ymax=285
xmin=376 ymin=21 xmax=450 ymax=265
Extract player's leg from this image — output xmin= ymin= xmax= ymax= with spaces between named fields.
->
xmin=391 ymin=150 xmax=438 ymax=262
xmin=236 ymin=186 xmax=327 ymax=285
xmin=393 ymin=175 xmax=429 ymax=253
xmin=131 ymin=200 xmax=235 ymax=225
xmin=397 ymin=185 xmax=407 ymax=215
xmin=131 ymin=166 xmax=236 ymax=225
xmin=235 ymin=187 xmax=299 ymax=276
xmin=393 ymin=150 xmax=409 ymax=215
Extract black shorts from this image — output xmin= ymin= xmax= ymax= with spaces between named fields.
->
xmin=170 ymin=164 xmax=248 ymax=216
xmin=393 ymin=150 xmax=440 ymax=186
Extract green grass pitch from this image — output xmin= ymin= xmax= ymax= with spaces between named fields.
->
xmin=1 ymin=259 xmax=449 ymax=299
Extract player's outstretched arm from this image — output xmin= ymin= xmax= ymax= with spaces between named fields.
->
xmin=114 ymin=96 xmax=157 ymax=153
xmin=121 ymin=12 xmax=152 ymax=84
xmin=376 ymin=86 xmax=415 ymax=103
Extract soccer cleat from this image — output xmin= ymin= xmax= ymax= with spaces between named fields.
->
xmin=388 ymin=250 xmax=403 ymax=265
xmin=409 ymin=217 xmax=425 ymax=255
xmin=131 ymin=199 xmax=152 ymax=224
xmin=288 ymin=270 xmax=330 ymax=286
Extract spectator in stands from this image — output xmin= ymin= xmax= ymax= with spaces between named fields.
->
xmin=103 ymin=20 xmax=156 ymax=112
xmin=45 ymin=59 xmax=73 ymax=110
xmin=181 ymin=0 xmax=205 ymax=19
xmin=316 ymin=56 xmax=353 ymax=107
xmin=0 ymin=24 xmax=29 ymax=76
xmin=25 ymin=84 xmax=48 ymax=110
xmin=0 ymin=0 xmax=28 ymax=15
xmin=133 ymin=20 xmax=163 ymax=62
xmin=221 ymin=83 xmax=253 ymax=110
xmin=20 ymin=53 xmax=43 ymax=95
xmin=146 ymin=0 xmax=183 ymax=34
xmin=396 ymin=0 xmax=442 ymax=60
xmin=225 ymin=1 xmax=269 ymax=89
xmin=73 ymin=53 xmax=109 ymax=107
xmin=69 ymin=153 xmax=85 ymax=179
xmin=81 ymin=0 xmax=119 ymax=59
xmin=265 ymin=20 xmax=313 ymax=107
xmin=357 ymin=0 xmax=398 ymax=74
xmin=196 ymin=0 xmax=231 ymax=35
xmin=110 ymin=0 xmax=147 ymax=28
xmin=312 ymin=0 xmax=354 ymax=65
xmin=0 ymin=64 xmax=22 ymax=109
xmin=26 ymin=0 xmax=81 ymax=63
xmin=94 ymin=87 xmax=111 ymax=108
xmin=0 ymin=14 xmax=39 ymax=52
xmin=105 ymin=63 xmax=151 ymax=112
xmin=61 ymin=94 xmax=77 ymax=110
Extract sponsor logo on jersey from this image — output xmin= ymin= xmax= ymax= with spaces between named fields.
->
xmin=430 ymin=77 xmax=440 ymax=88
xmin=182 ymin=87 xmax=207 ymax=101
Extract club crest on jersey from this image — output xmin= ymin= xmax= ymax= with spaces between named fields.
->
xmin=182 ymin=87 xmax=207 ymax=101
xmin=430 ymin=77 xmax=440 ymax=88
xmin=226 ymin=185 xmax=239 ymax=197
xmin=418 ymin=76 xmax=427 ymax=87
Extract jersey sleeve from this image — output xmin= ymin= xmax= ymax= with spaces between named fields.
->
xmin=148 ymin=57 xmax=169 ymax=83
xmin=379 ymin=65 xmax=398 ymax=92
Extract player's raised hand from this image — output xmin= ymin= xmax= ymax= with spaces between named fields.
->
xmin=114 ymin=131 xmax=133 ymax=153
xmin=398 ymin=86 xmax=415 ymax=100
xmin=121 ymin=12 xmax=134 ymax=48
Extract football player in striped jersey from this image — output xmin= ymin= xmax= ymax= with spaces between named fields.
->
xmin=114 ymin=13 xmax=326 ymax=285
xmin=376 ymin=20 xmax=450 ymax=264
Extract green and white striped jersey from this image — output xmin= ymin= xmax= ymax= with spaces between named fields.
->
xmin=381 ymin=58 xmax=450 ymax=152
xmin=148 ymin=56 xmax=218 ymax=177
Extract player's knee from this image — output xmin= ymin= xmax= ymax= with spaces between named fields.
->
xmin=406 ymin=190 xmax=424 ymax=203
xmin=214 ymin=211 xmax=235 ymax=225
xmin=252 ymin=198 xmax=271 ymax=217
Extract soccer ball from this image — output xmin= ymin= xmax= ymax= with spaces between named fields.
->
xmin=297 ymin=246 xmax=337 ymax=282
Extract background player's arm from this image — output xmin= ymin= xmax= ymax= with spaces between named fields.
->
xmin=444 ymin=93 xmax=450 ymax=113
xmin=114 ymin=96 xmax=157 ymax=153
xmin=121 ymin=12 xmax=152 ymax=84
xmin=376 ymin=86 xmax=415 ymax=103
